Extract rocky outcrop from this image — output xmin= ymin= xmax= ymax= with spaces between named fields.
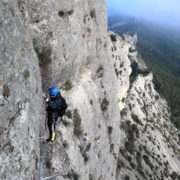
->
xmin=110 ymin=32 xmax=180 ymax=180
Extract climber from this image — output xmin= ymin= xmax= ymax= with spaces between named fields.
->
xmin=46 ymin=86 xmax=67 ymax=142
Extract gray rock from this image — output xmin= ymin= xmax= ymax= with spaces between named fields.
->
xmin=0 ymin=0 xmax=43 ymax=179
xmin=0 ymin=0 xmax=179 ymax=180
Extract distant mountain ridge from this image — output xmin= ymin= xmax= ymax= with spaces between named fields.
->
xmin=109 ymin=14 xmax=180 ymax=129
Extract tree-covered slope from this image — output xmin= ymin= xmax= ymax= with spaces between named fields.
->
xmin=109 ymin=15 xmax=180 ymax=129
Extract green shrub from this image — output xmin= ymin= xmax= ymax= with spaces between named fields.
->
xmin=90 ymin=100 xmax=93 ymax=105
xmin=170 ymin=171 xmax=179 ymax=179
xmin=124 ymin=121 xmax=139 ymax=154
xmin=143 ymin=155 xmax=154 ymax=170
xmin=96 ymin=65 xmax=104 ymax=78
xmin=101 ymin=98 xmax=109 ymax=111
xmin=110 ymin=34 xmax=117 ymax=42
xmin=132 ymin=114 xmax=143 ymax=125
xmin=23 ymin=69 xmax=30 ymax=79
xmin=62 ymin=140 xmax=69 ymax=148
xmin=83 ymin=154 xmax=89 ymax=163
xmin=66 ymin=110 xmax=72 ymax=119
xmin=120 ymin=108 xmax=128 ymax=117
xmin=79 ymin=143 xmax=91 ymax=163
xmin=90 ymin=9 xmax=96 ymax=19
xmin=110 ymin=144 xmax=114 ymax=153
xmin=62 ymin=80 xmax=73 ymax=91
xmin=122 ymin=98 xmax=125 ymax=103
xmin=58 ymin=9 xmax=74 ymax=17
xmin=58 ymin=11 xmax=64 ymax=17
xmin=125 ymin=175 xmax=130 ymax=180
xmin=108 ymin=126 xmax=113 ymax=136
xmin=67 ymin=169 xmax=79 ymax=180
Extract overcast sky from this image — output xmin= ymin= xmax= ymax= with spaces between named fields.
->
xmin=106 ymin=0 xmax=180 ymax=28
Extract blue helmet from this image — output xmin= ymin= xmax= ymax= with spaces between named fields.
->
xmin=49 ymin=86 xmax=60 ymax=97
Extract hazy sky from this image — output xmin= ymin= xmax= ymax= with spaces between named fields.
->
xmin=106 ymin=0 xmax=180 ymax=28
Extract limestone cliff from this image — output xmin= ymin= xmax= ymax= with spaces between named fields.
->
xmin=110 ymin=32 xmax=180 ymax=180
xmin=0 ymin=0 xmax=179 ymax=180
xmin=0 ymin=1 xmax=43 ymax=179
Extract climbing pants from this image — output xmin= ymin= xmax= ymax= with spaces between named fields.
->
xmin=47 ymin=113 xmax=58 ymax=141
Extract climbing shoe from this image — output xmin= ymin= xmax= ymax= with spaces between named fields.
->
xmin=51 ymin=132 xmax=56 ymax=141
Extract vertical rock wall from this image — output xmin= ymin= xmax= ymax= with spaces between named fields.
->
xmin=1 ymin=0 xmax=121 ymax=179
xmin=1 ymin=0 xmax=179 ymax=180
xmin=17 ymin=0 xmax=109 ymax=91
xmin=0 ymin=1 xmax=43 ymax=179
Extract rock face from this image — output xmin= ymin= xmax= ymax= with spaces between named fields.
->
xmin=17 ymin=0 xmax=108 ymax=91
xmin=0 ymin=0 xmax=179 ymax=180
xmin=0 ymin=1 xmax=43 ymax=179
xmin=110 ymin=32 xmax=180 ymax=180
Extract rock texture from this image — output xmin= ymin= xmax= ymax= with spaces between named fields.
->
xmin=110 ymin=32 xmax=180 ymax=180
xmin=0 ymin=0 xmax=180 ymax=180
xmin=0 ymin=1 xmax=43 ymax=179
xmin=17 ymin=0 xmax=108 ymax=91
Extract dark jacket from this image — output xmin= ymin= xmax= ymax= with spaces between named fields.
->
xmin=46 ymin=93 xmax=67 ymax=117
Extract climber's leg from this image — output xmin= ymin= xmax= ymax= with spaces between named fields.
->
xmin=51 ymin=116 xmax=58 ymax=141
xmin=46 ymin=116 xmax=54 ymax=142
